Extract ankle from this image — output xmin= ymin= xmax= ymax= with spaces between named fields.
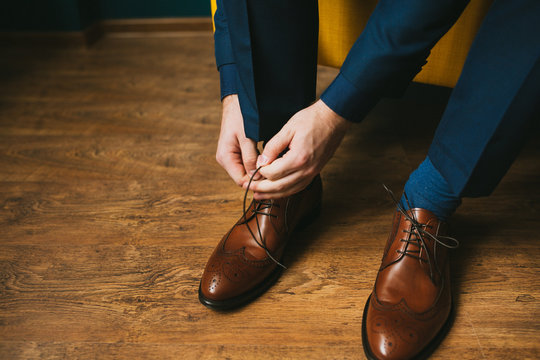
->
xmin=400 ymin=157 xmax=461 ymax=221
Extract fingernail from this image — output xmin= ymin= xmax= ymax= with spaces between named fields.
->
xmin=257 ymin=155 xmax=269 ymax=167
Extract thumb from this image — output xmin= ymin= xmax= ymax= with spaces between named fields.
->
xmin=239 ymin=138 xmax=259 ymax=175
xmin=257 ymin=127 xmax=292 ymax=168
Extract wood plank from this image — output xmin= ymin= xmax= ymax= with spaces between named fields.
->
xmin=0 ymin=33 xmax=538 ymax=359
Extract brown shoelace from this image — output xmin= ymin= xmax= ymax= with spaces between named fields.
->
xmin=241 ymin=166 xmax=287 ymax=269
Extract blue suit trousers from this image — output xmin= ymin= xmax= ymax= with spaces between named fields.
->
xmin=215 ymin=0 xmax=540 ymax=198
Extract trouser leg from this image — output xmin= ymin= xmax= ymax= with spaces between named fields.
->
xmin=223 ymin=0 xmax=319 ymax=142
xmin=427 ymin=0 xmax=540 ymax=198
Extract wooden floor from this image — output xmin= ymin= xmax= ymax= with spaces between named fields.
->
xmin=0 ymin=32 xmax=538 ymax=359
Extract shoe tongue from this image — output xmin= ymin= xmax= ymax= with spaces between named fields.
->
xmin=375 ymin=210 xmax=443 ymax=311
xmin=241 ymin=199 xmax=285 ymax=259
xmin=380 ymin=209 xmax=440 ymax=269
xmin=406 ymin=208 xmax=439 ymax=224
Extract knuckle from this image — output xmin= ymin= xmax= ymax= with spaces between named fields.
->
xmin=263 ymin=172 xmax=277 ymax=181
xmin=275 ymin=182 xmax=285 ymax=192
xmin=244 ymin=154 xmax=258 ymax=164
xmin=215 ymin=153 xmax=224 ymax=165
xmin=239 ymin=137 xmax=252 ymax=145
xmin=295 ymin=153 xmax=310 ymax=167
xmin=304 ymin=166 xmax=317 ymax=178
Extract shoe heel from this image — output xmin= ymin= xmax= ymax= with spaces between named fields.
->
xmin=295 ymin=202 xmax=322 ymax=231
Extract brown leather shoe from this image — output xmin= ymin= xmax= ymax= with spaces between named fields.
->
xmin=362 ymin=207 xmax=458 ymax=360
xmin=199 ymin=175 xmax=322 ymax=310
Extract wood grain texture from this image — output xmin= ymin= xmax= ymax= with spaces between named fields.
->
xmin=0 ymin=33 xmax=539 ymax=359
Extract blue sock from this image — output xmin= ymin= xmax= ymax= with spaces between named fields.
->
xmin=400 ymin=157 xmax=461 ymax=221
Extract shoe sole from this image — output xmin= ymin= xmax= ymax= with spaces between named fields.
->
xmin=198 ymin=202 xmax=322 ymax=311
xmin=198 ymin=264 xmax=284 ymax=311
xmin=361 ymin=294 xmax=455 ymax=360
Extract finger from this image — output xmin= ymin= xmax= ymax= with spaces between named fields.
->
xmin=245 ymin=170 xmax=306 ymax=195
xmin=257 ymin=126 xmax=292 ymax=168
xmin=252 ymin=177 xmax=313 ymax=200
xmin=216 ymin=149 xmax=247 ymax=186
xmin=239 ymin=138 xmax=259 ymax=175
xmin=258 ymin=150 xmax=305 ymax=181
xmin=225 ymin=163 xmax=248 ymax=186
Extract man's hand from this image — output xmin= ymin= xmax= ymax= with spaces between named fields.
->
xmin=246 ymin=100 xmax=350 ymax=199
xmin=216 ymin=94 xmax=259 ymax=186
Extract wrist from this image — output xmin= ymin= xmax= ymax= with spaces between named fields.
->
xmin=315 ymin=99 xmax=351 ymax=131
xmin=222 ymin=94 xmax=240 ymax=116
xmin=222 ymin=94 xmax=238 ymax=107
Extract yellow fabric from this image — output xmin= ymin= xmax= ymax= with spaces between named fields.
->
xmin=317 ymin=0 xmax=378 ymax=70
xmin=210 ymin=0 xmax=493 ymax=88
xmin=210 ymin=0 xmax=217 ymax=32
